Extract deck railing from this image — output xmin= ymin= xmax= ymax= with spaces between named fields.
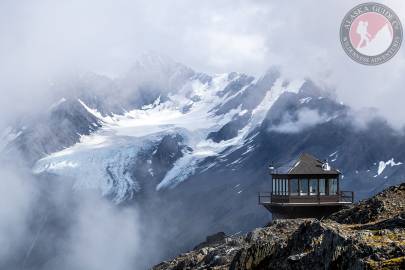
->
xmin=258 ymin=190 xmax=354 ymax=205
xmin=340 ymin=190 xmax=354 ymax=203
xmin=258 ymin=192 xmax=272 ymax=204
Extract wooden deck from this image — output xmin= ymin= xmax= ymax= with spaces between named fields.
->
xmin=258 ymin=191 xmax=354 ymax=219
xmin=258 ymin=191 xmax=354 ymax=205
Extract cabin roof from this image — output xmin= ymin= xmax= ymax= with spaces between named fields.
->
xmin=285 ymin=153 xmax=340 ymax=175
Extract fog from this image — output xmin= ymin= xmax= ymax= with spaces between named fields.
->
xmin=0 ymin=166 xmax=37 ymax=263
xmin=49 ymin=194 xmax=140 ymax=270
xmin=269 ymin=108 xmax=331 ymax=134
xmin=1 ymin=0 xmax=405 ymax=128
xmin=0 ymin=159 xmax=143 ymax=269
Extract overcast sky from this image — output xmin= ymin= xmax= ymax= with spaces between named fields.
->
xmin=0 ymin=0 xmax=404 ymax=128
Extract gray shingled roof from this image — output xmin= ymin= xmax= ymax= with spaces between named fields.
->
xmin=287 ymin=153 xmax=340 ymax=175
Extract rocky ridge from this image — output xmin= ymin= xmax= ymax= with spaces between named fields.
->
xmin=152 ymin=183 xmax=405 ymax=270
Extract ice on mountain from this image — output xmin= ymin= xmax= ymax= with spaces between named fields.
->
xmin=299 ymin=97 xmax=312 ymax=104
xmin=377 ymin=158 xmax=403 ymax=175
xmin=239 ymin=110 xmax=248 ymax=116
xmin=329 ymin=151 xmax=338 ymax=157
xmin=49 ymin=97 xmax=67 ymax=111
xmin=31 ymin=68 xmax=309 ymax=201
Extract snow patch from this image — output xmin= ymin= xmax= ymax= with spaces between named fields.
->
xmin=377 ymin=158 xmax=403 ymax=176
xmin=299 ymin=97 xmax=312 ymax=104
xmin=49 ymin=97 xmax=67 ymax=110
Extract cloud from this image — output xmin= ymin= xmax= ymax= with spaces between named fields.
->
xmin=0 ymin=165 xmax=38 ymax=266
xmin=59 ymin=194 xmax=140 ymax=270
xmin=0 ymin=0 xmax=405 ymax=128
xmin=260 ymin=0 xmax=405 ymax=129
xmin=0 ymin=168 xmax=143 ymax=270
xmin=269 ymin=108 xmax=331 ymax=134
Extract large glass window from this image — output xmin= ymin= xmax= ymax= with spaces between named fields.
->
xmin=329 ymin=178 xmax=338 ymax=195
xmin=284 ymin=179 xmax=288 ymax=195
xmin=290 ymin=179 xmax=298 ymax=195
xmin=300 ymin=179 xmax=308 ymax=196
xmin=309 ymin=179 xmax=318 ymax=195
xmin=281 ymin=179 xmax=285 ymax=195
xmin=276 ymin=179 xmax=278 ymax=195
xmin=276 ymin=179 xmax=280 ymax=195
xmin=319 ymin=179 xmax=326 ymax=195
xmin=276 ymin=179 xmax=279 ymax=195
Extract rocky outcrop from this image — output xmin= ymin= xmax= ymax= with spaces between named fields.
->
xmin=152 ymin=183 xmax=405 ymax=270
xmin=329 ymin=183 xmax=405 ymax=224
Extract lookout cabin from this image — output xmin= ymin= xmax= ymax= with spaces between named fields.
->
xmin=258 ymin=153 xmax=354 ymax=219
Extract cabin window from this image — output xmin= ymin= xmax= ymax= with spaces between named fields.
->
xmin=309 ymin=179 xmax=318 ymax=195
xmin=283 ymin=179 xmax=288 ymax=195
xmin=277 ymin=179 xmax=281 ymax=195
xmin=300 ymin=179 xmax=308 ymax=196
xmin=281 ymin=179 xmax=284 ymax=195
xmin=319 ymin=179 xmax=326 ymax=195
xmin=329 ymin=178 xmax=338 ymax=195
xmin=275 ymin=179 xmax=279 ymax=195
xmin=276 ymin=179 xmax=279 ymax=195
xmin=284 ymin=179 xmax=288 ymax=195
xmin=290 ymin=179 xmax=299 ymax=195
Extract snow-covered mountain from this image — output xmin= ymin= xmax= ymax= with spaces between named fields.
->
xmin=2 ymin=53 xmax=405 ymax=267
xmin=3 ymin=52 xmax=405 ymax=204
xmin=30 ymin=66 xmax=306 ymax=202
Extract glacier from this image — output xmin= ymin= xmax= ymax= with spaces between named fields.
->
xmin=32 ymin=70 xmax=305 ymax=202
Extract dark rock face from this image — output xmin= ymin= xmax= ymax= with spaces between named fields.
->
xmin=152 ymin=183 xmax=405 ymax=270
xmin=7 ymin=99 xmax=102 ymax=164
xmin=194 ymin=232 xmax=227 ymax=250
xmin=128 ymin=134 xmax=190 ymax=201
xmin=153 ymin=134 xmax=187 ymax=168
xmin=216 ymin=73 xmax=254 ymax=98
xmin=213 ymin=69 xmax=279 ymax=116
xmin=207 ymin=114 xmax=250 ymax=143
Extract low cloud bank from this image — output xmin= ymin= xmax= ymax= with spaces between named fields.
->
xmin=269 ymin=108 xmax=331 ymax=134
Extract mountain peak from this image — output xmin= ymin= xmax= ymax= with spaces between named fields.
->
xmin=130 ymin=51 xmax=194 ymax=74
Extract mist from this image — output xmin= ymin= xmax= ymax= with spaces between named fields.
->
xmin=0 ymin=166 xmax=37 ymax=264
xmin=46 ymin=194 xmax=140 ymax=270
xmin=0 ymin=160 xmax=144 ymax=269
xmin=269 ymin=108 xmax=331 ymax=134
xmin=1 ymin=0 xmax=405 ymax=128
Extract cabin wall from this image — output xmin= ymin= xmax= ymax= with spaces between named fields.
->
xmin=267 ymin=204 xmax=347 ymax=220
